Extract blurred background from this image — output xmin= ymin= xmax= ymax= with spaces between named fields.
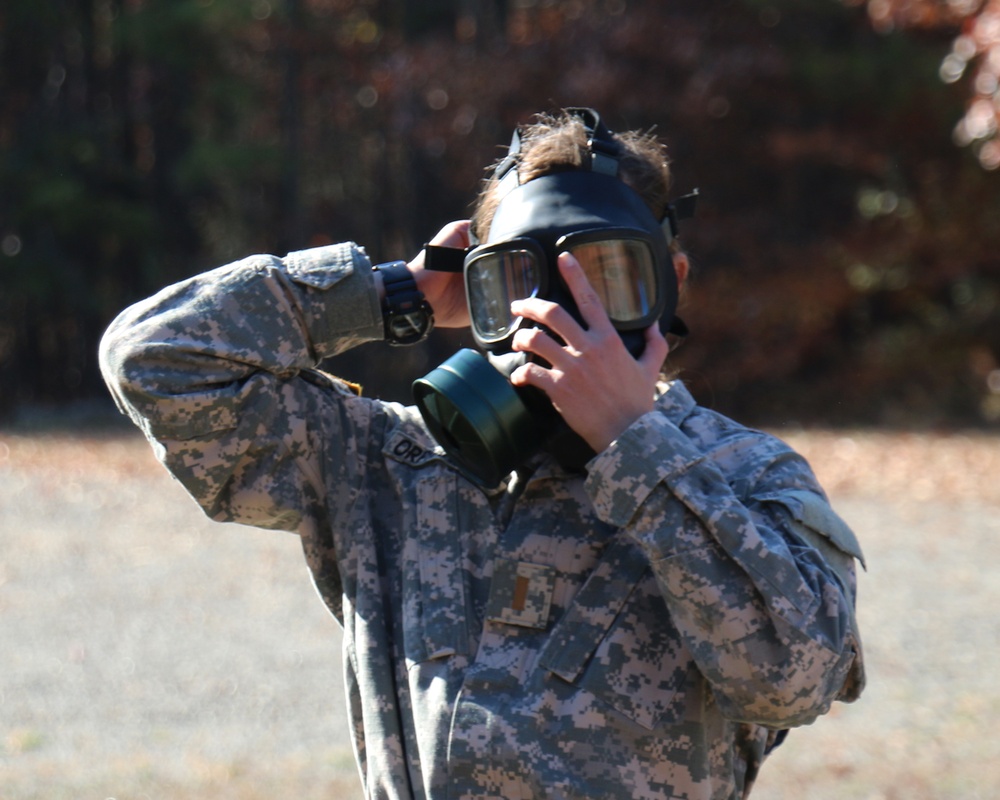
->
xmin=4 ymin=3 xmax=1000 ymax=799
xmin=2 ymin=0 xmax=999 ymax=427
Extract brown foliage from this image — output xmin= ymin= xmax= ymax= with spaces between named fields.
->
xmin=853 ymin=0 xmax=1000 ymax=168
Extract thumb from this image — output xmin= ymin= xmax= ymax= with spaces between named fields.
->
xmin=639 ymin=323 xmax=670 ymax=376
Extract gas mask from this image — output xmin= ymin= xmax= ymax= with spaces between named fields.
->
xmin=413 ymin=109 xmax=695 ymax=488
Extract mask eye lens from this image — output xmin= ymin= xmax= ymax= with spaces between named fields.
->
xmin=568 ymin=238 xmax=656 ymax=323
xmin=466 ymin=248 xmax=540 ymax=342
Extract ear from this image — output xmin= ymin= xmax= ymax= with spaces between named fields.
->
xmin=672 ymin=252 xmax=690 ymax=290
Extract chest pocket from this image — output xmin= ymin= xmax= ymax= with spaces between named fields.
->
xmin=538 ymin=536 xmax=689 ymax=731
xmin=400 ymin=471 xmax=482 ymax=666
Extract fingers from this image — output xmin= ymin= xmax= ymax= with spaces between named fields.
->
xmin=509 ymin=297 xmax=580 ymax=353
xmin=509 ymin=359 xmax=553 ymax=392
xmin=428 ymin=219 xmax=471 ymax=250
xmin=506 ymin=252 xmax=669 ymax=452
xmin=510 ymin=323 xmax=569 ymax=365
xmin=409 ymin=220 xmax=472 ymax=329
xmin=509 ymin=253 xmax=609 ymax=352
xmin=410 ymin=221 xmax=470 ymax=271
xmin=556 ymin=252 xmax=616 ymax=334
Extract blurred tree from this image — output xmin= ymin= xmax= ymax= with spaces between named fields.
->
xmin=0 ymin=0 xmax=275 ymax=415
xmin=850 ymin=0 xmax=1000 ymax=170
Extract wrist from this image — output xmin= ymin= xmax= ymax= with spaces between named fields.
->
xmin=373 ymin=261 xmax=434 ymax=345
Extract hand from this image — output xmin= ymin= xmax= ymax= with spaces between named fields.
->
xmin=508 ymin=251 xmax=670 ymax=453
xmin=408 ymin=220 xmax=471 ymax=329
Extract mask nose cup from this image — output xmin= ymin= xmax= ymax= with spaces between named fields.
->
xmin=413 ymin=348 xmax=548 ymax=488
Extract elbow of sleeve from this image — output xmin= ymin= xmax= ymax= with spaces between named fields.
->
xmin=100 ymin=330 xmax=170 ymax=425
xmin=99 ymin=325 xmax=144 ymax=411
xmin=716 ymin=683 xmax=830 ymax=729
xmin=714 ymin=642 xmax=859 ymax=728
xmin=100 ymin=317 xmax=247 ymax=444
xmin=99 ymin=324 xmax=122 ymax=384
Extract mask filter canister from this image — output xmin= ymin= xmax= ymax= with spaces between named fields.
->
xmin=413 ymin=348 xmax=557 ymax=488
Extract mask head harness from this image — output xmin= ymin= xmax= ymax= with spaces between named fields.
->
xmin=414 ymin=108 xmax=696 ymax=488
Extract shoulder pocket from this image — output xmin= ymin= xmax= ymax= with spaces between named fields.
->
xmin=757 ymin=489 xmax=866 ymax=701
xmin=759 ymin=489 xmax=865 ymax=567
xmin=790 ymin=489 xmax=865 ymax=567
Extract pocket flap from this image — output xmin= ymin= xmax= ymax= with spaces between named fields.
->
xmin=538 ymin=535 xmax=648 ymax=682
xmin=761 ymin=489 xmax=866 ymax=569
xmin=539 ymin=540 xmax=688 ymax=731
xmin=284 ymin=243 xmax=358 ymax=290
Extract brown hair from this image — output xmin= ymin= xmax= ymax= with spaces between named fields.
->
xmin=471 ymin=110 xmax=674 ymax=243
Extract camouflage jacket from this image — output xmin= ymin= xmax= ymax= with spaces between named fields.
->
xmin=100 ymin=243 xmax=865 ymax=800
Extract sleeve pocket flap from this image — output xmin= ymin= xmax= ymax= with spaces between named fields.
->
xmin=761 ymin=489 xmax=866 ymax=569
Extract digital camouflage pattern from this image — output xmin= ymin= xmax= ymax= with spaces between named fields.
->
xmin=100 ymin=242 xmax=865 ymax=800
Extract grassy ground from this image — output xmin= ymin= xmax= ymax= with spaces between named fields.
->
xmin=2 ymin=425 xmax=999 ymax=799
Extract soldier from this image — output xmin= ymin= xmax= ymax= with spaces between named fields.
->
xmin=100 ymin=108 xmax=865 ymax=800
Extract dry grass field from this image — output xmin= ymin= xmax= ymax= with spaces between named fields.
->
xmin=2 ymin=423 xmax=999 ymax=799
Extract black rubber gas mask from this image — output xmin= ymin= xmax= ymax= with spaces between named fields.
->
xmin=464 ymin=170 xmax=674 ymax=355
xmin=414 ymin=109 xmax=694 ymax=488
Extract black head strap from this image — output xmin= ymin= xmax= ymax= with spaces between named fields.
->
xmin=493 ymin=107 xmax=623 ymax=197
xmin=422 ymin=242 xmax=468 ymax=273
xmin=492 ymin=128 xmax=523 ymax=185
xmin=567 ymin=107 xmax=621 ymax=176
xmin=662 ymin=189 xmax=699 ymax=243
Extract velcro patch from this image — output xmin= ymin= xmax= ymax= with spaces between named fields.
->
xmin=485 ymin=559 xmax=556 ymax=630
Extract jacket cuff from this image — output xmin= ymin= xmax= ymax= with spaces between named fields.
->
xmin=584 ymin=411 xmax=705 ymax=528
xmin=284 ymin=242 xmax=383 ymax=354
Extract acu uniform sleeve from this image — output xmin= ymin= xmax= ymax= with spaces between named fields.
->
xmin=585 ymin=410 xmax=865 ymax=729
xmin=99 ymin=242 xmax=386 ymax=535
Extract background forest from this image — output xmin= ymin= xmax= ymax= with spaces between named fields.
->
xmin=2 ymin=0 xmax=999 ymax=427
